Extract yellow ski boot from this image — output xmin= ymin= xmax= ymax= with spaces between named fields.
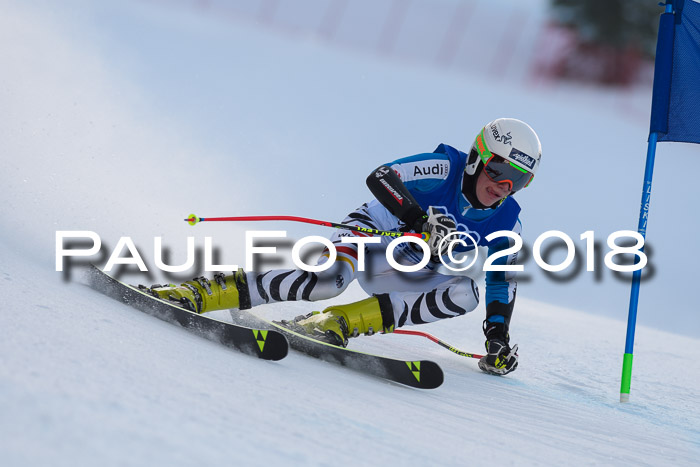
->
xmin=144 ymin=270 xmax=248 ymax=314
xmin=284 ymin=296 xmax=390 ymax=347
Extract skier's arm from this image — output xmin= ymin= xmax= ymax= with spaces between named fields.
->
xmin=484 ymin=219 xmax=522 ymax=327
xmin=365 ymin=153 xmax=451 ymax=232
xmin=366 ymin=165 xmax=427 ymax=232
xmin=480 ymin=222 xmax=521 ymax=375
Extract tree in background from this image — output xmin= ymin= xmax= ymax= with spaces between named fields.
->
xmin=545 ymin=0 xmax=660 ymax=85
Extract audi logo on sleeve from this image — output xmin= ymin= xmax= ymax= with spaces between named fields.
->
xmin=398 ymin=160 xmax=450 ymax=182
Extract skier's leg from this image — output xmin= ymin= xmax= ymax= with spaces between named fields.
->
xmin=148 ymin=204 xmax=378 ymax=313
xmin=148 ymin=246 xmax=357 ymax=313
xmin=377 ymin=275 xmax=480 ymax=328
xmin=244 ymin=202 xmax=396 ymax=308
xmin=244 ymin=252 xmax=356 ymax=308
xmin=291 ymin=271 xmax=479 ymax=346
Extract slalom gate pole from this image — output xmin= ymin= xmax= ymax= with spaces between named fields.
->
xmin=392 ymin=329 xmax=483 ymax=359
xmin=620 ymin=1 xmax=674 ymax=403
xmin=621 ymin=134 xmax=658 ymax=402
xmin=184 ymin=213 xmax=428 ymax=240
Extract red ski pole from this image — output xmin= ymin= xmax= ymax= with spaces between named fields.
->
xmin=392 ymin=329 xmax=483 ymax=359
xmin=184 ymin=213 xmax=428 ymax=240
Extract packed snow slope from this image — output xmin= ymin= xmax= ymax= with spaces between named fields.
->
xmin=3 ymin=227 xmax=700 ymax=466
xmin=1 ymin=1 xmax=699 ymax=465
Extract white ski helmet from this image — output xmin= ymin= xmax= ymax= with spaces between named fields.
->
xmin=465 ymin=118 xmax=542 ymax=192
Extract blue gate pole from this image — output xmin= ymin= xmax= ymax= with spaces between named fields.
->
xmin=620 ymin=133 xmax=658 ymax=403
xmin=620 ymin=1 xmax=675 ymax=403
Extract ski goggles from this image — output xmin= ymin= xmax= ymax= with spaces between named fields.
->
xmin=474 ymin=130 xmax=534 ymax=192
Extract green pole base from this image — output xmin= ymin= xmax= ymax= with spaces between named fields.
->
xmin=620 ymin=352 xmax=633 ymax=403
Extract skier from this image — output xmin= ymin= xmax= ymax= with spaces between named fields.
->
xmin=148 ymin=118 xmax=541 ymax=375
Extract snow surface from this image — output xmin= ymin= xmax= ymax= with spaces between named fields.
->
xmin=1 ymin=1 xmax=699 ymax=465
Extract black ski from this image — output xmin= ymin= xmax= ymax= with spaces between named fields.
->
xmin=233 ymin=310 xmax=444 ymax=389
xmin=87 ymin=266 xmax=288 ymax=361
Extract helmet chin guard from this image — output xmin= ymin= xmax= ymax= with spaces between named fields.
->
xmin=465 ymin=147 xmax=481 ymax=176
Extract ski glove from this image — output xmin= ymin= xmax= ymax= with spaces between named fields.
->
xmin=478 ymin=339 xmax=518 ymax=376
xmin=423 ymin=207 xmax=457 ymax=260
xmin=478 ymin=319 xmax=518 ymax=375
